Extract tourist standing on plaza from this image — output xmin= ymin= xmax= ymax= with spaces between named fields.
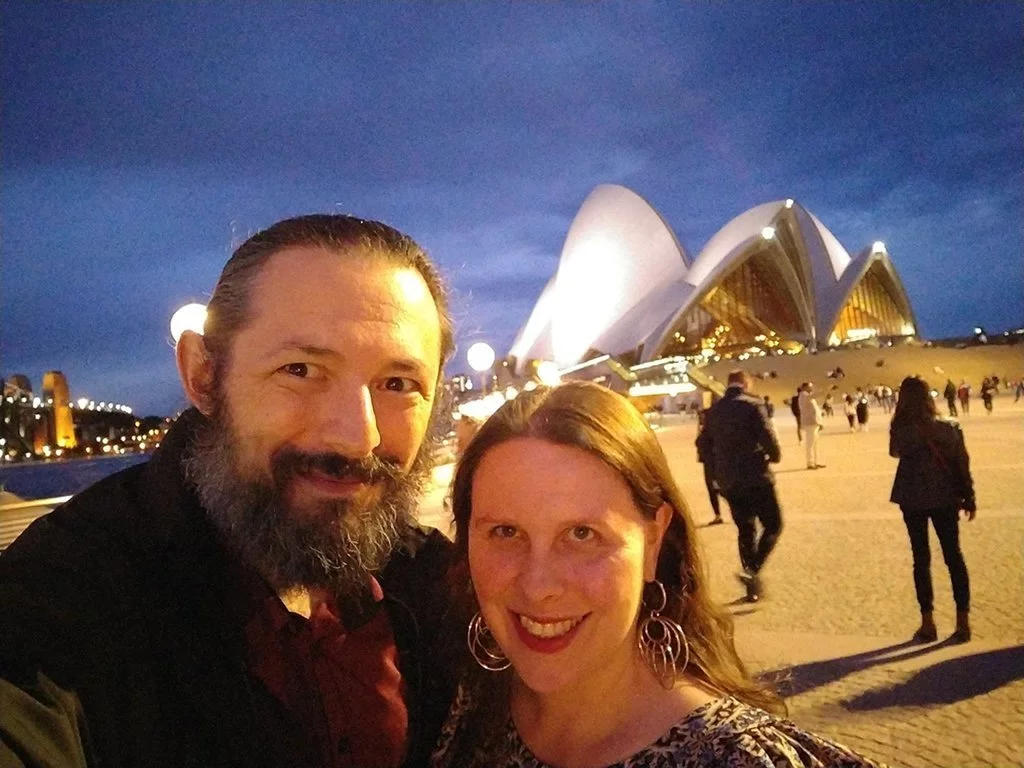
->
xmin=890 ymin=376 xmax=976 ymax=644
xmin=797 ymin=382 xmax=825 ymax=470
xmin=943 ymin=379 xmax=959 ymax=417
xmin=431 ymin=382 xmax=885 ymax=768
xmin=855 ymin=387 xmax=870 ymax=431
xmin=697 ymin=370 xmax=783 ymax=603
xmin=957 ymin=379 xmax=971 ymax=415
xmin=0 ymin=215 xmax=459 ymax=767
xmin=696 ymin=409 xmax=725 ymax=525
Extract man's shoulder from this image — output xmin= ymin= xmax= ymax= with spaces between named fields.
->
xmin=2 ymin=462 xmax=148 ymax=567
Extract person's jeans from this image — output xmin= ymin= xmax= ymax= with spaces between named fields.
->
xmin=724 ymin=485 xmax=783 ymax=574
xmin=702 ymin=463 xmax=720 ymax=518
xmin=901 ymin=506 xmax=971 ymax=612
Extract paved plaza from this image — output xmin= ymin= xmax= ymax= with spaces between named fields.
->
xmin=419 ymin=397 xmax=1024 ymax=768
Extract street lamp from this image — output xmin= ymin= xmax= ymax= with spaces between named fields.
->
xmin=467 ymin=342 xmax=496 ymax=394
xmin=170 ymin=303 xmax=208 ymax=344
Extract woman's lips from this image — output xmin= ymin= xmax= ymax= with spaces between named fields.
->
xmin=510 ymin=611 xmax=588 ymax=654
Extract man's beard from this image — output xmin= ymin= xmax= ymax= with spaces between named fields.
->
xmin=184 ymin=398 xmax=438 ymax=599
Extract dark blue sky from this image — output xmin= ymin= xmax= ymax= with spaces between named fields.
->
xmin=2 ymin=2 xmax=1021 ymax=416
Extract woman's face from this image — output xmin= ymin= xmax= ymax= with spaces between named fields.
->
xmin=468 ymin=437 xmax=669 ymax=696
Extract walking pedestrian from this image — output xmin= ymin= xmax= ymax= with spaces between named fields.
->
xmin=981 ymin=378 xmax=996 ymax=414
xmin=855 ymin=388 xmax=870 ymax=431
xmin=890 ymin=376 xmax=976 ymax=644
xmin=696 ymin=409 xmax=725 ymax=526
xmin=943 ymin=379 xmax=958 ymax=417
xmin=797 ymin=382 xmax=824 ymax=469
xmin=696 ymin=371 xmax=783 ymax=603
xmin=822 ymin=391 xmax=835 ymax=417
xmin=1014 ymin=378 xmax=1024 ymax=402
xmin=957 ymin=380 xmax=971 ymax=415
xmin=763 ymin=395 xmax=775 ymax=418
xmin=844 ymin=393 xmax=857 ymax=431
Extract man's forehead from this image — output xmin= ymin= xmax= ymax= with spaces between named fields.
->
xmin=240 ymin=246 xmax=442 ymax=360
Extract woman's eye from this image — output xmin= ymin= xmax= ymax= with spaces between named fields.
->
xmin=570 ymin=526 xmax=595 ymax=542
xmin=281 ymin=363 xmax=309 ymax=378
xmin=490 ymin=525 xmax=517 ymax=539
xmin=383 ymin=376 xmax=420 ymax=393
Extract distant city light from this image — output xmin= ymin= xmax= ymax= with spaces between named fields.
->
xmin=170 ymin=303 xmax=208 ymax=343
xmin=466 ymin=342 xmax=496 ymax=373
xmin=761 ymin=226 xmax=776 ymax=240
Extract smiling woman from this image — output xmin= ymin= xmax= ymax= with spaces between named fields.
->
xmin=432 ymin=382 xmax=887 ymax=768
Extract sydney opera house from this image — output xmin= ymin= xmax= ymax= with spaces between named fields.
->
xmin=509 ymin=184 xmax=918 ymax=376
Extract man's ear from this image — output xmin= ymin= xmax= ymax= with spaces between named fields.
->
xmin=643 ymin=502 xmax=674 ymax=582
xmin=176 ymin=331 xmax=217 ymax=415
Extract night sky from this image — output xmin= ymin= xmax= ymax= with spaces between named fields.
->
xmin=2 ymin=2 xmax=1021 ymax=416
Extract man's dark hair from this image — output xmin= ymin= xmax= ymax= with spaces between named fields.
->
xmin=203 ymin=214 xmax=454 ymax=383
xmin=726 ymin=369 xmax=750 ymax=388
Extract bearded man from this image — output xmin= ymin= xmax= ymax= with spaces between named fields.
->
xmin=0 ymin=215 xmax=458 ymax=768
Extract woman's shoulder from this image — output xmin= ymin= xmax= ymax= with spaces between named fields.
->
xmin=628 ymin=697 xmax=888 ymax=768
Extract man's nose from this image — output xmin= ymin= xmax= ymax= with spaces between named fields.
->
xmin=317 ymin=383 xmax=381 ymax=458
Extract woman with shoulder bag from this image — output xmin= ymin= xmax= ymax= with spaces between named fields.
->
xmin=889 ymin=376 xmax=976 ymax=644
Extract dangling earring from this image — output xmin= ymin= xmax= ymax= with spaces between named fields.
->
xmin=467 ymin=612 xmax=511 ymax=671
xmin=637 ymin=580 xmax=689 ymax=689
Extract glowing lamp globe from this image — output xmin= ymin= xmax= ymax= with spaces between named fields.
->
xmin=170 ymin=303 xmax=208 ymax=344
xmin=466 ymin=342 xmax=496 ymax=373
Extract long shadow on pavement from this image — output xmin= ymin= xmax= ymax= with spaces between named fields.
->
xmin=762 ymin=639 xmax=956 ymax=698
xmin=842 ymin=644 xmax=1024 ymax=709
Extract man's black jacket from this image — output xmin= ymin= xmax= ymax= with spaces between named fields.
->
xmin=0 ymin=409 xmax=457 ymax=767
xmin=696 ymin=386 xmax=782 ymax=493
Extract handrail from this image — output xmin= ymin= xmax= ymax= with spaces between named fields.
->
xmin=0 ymin=495 xmax=72 ymax=512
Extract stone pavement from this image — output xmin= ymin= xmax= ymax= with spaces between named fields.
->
xmin=418 ymin=397 xmax=1024 ymax=768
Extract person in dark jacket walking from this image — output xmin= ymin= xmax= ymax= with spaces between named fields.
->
xmin=696 ymin=409 xmax=725 ymax=525
xmin=0 ymin=215 xmax=459 ymax=768
xmin=890 ymin=376 xmax=976 ymax=644
xmin=943 ymin=379 xmax=958 ymax=417
xmin=696 ymin=371 xmax=783 ymax=602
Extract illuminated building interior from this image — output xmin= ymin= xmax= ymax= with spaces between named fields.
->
xmin=659 ymin=247 xmax=808 ymax=357
xmin=829 ymin=260 xmax=916 ymax=345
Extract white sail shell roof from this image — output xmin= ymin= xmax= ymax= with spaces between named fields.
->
xmin=510 ymin=185 xmax=916 ymax=370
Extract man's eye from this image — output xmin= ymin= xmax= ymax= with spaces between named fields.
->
xmin=490 ymin=525 xmax=517 ymax=539
xmin=569 ymin=526 xmax=595 ymax=542
xmin=281 ymin=363 xmax=309 ymax=378
xmin=382 ymin=376 xmax=420 ymax=393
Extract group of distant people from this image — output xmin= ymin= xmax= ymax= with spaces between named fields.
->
xmin=943 ymin=376 xmax=1006 ymax=417
xmin=696 ymin=369 xmax=978 ymax=649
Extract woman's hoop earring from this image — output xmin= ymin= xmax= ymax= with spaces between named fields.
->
xmin=637 ymin=580 xmax=689 ymax=689
xmin=467 ymin=612 xmax=511 ymax=672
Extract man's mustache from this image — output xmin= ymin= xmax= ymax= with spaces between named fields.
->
xmin=271 ymin=448 xmax=404 ymax=487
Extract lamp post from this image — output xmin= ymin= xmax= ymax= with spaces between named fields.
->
xmin=466 ymin=342 xmax=496 ymax=395
xmin=170 ymin=303 xmax=208 ymax=344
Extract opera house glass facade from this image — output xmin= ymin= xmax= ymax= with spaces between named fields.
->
xmin=510 ymin=185 xmax=917 ymax=372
